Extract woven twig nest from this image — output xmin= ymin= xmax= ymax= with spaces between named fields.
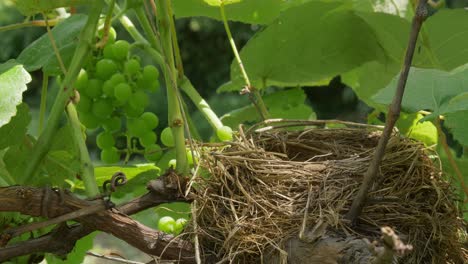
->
xmin=190 ymin=120 xmax=466 ymax=263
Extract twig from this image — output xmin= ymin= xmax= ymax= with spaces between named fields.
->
xmin=86 ymin=251 xmax=145 ymax=264
xmin=345 ymin=0 xmax=429 ymax=224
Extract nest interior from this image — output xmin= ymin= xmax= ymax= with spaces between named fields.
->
xmin=192 ymin=124 xmax=466 ymax=263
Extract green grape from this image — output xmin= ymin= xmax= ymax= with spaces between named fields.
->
xmin=96 ymin=131 xmax=115 ymax=149
xmin=216 ymin=126 xmax=233 ymax=141
xmin=102 ymin=80 xmax=114 ymax=97
xmin=79 ymin=112 xmax=100 ymax=129
xmin=85 ymin=79 xmax=103 ymax=98
xmin=103 ymin=45 xmax=114 ymax=59
xmin=114 ymin=83 xmax=132 ymax=103
xmin=186 ymin=149 xmax=199 ymax=165
xmin=140 ymin=112 xmax=159 ymax=129
xmin=92 ymin=98 xmax=113 ymax=118
xmin=144 ymin=144 xmax=162 ymax=161
xmin=100 ymin=147 xmax=120 ymax=164
xmin=139 ymin=131 xmax=157 ymax=147
xmin=127 ymin=118 xmax=148 ymax=137
xmin=124 ymin=103 xmax=144 ymax=118
xmin=147 ymin=80 xmax=160 ymax=92
xmin=168 ymin=159 xmax=177 ymax=169
xmin=174 ymin=218 xmax=187 ymax=234
xmin=158 ymin=216 xmax=175 ymax=234
xmin=110 ymin=73 xmax=125 ymax=85
xmin=102 ymin=116 xmax=121 ymax=132
xmin=76 ymin=94 xmax=92 ymax=113
xmin=161 ymin=127 xmax=175 ymax=147
xmin=96 ymin=59 xmax=118 ymax=80
xmin=129 ymin=90 xmax=149 ymax=109
xmin=142 ymin=65 xmax=159 ymax=83
xmin=112 ymin=40 xmax=130 ymax=61
xmin=98 ymin=27 xmax=117 ymax=45
xmin=125 ymin=58 xmax=140 ymax=76
xmin=75 ymin=69 xmax=88 ymax=91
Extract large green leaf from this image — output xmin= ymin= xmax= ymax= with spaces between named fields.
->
xmin=13 ymin=0 xmax=92 ymax=16
xmin=373 ymin=66 xmax=468 ymax=115
xmin=172 ymin=0 xmax=283 ymax=24
xmin=17 ymin=15 xmax=87 ymax=72
xmin=414 ymin=9 xmax=468 ymax=70
xmin=0 ymin=60 xmax=31 ymax=128
xmin=445 ymin=111 xmax=468 ymax=146
xmin=221 ymin=88 xmax=314 ymax=128
xmin=221 ymin=1 xmax=409 ymax=92
xmin=203 ymin=0 xmax=241 ymax=7
xmin=0 ymin=104 xmax=31 ymax=149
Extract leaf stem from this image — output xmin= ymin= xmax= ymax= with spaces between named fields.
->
xmin=134 ymin=5 xmax=162 ymax=52
xmin=21 ymin=1 xmax=104 ymax=183
xmin=156 ymin=0 xmax=189 ymax=174
xmin=0 ymin=19 xmax=59 ymax=32
xmin=219 ymin=3 xmax=269 ymax=120
xmin=345 ymin=0 xmax=429 ymax=224
xmin=66 ymin=104 xmax=99 ymax=197
xmin=38 ymin=72 xmax=48 ymax=134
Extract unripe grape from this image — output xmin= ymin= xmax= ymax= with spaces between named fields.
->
xmin=79 ymin=112 xmax=100 ymax=130
xmin=102 ymin=80 xmax=115 ymax=97
xmin=102 ymin=116 xmax=121 ymax=132
xmin=96 ymin=59 xmax=118 ymax=80
xmin=103 ymin=45 xmax=114 ymax=59
xmin=98 ymin=27 xmax=117 ymax=45
xmin=158 ymin=216 xmax=175 ymax=234
xmin=96 ymin=131 xmax=115 ymax=149
xmin=142 ymin=65 xmax=159 ymax=83
xmin=161 ymin=127 xmax=175 ymax=147
xmin=76 ymin=95 xmax=92 ymax=113
xmin=129 ymin=90 xmax=149 ymax=109
xmin=112 ymin=40 xmax=130 ymax=61
xmin=75 ymin=69 xmax=88 ymax=91
xmin=125 ymin=58 xmax=140 ymax=75
xmin=186 ymin=149 xmax=199 ymax=165
xmin=168 ymin=159 xmax=177 ymax=169
xmin=144 ymin=144 xmax=162 ymax=161
xmin=139 ymin=131 xmax=157 ymax=147
xmin=217 ymin=126 xmax=233 ymax=141
xmin=174 ymin=218 xmax=187 ymax=234
xmin=110 ymin=73 xmax=125 ymax=85
xmin=114 ymin=83 xmax=132 ymax=103
xmin=124 ymin=103 xmax=144 ymax=118
xmin=127 ymin=118 xmax=148 ymax=137
xmin=92 ymin=98 xmax=113 ymax=118
xmin=85 ymin=79 xmax=103 ymax=98
xmin=100 ymin=147 xmax=120 ymax=164
xmin=147 ymin=80 xmax=160 ymax=92
xmin=140 ymin=112 xmax=159 ymax=129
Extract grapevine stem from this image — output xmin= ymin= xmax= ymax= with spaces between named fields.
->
xmin=167 ymin=2 xmax=184 ymax=79
xmin=156 ymin=0 xmax=189 ymax=174
xmin=134 ymin=5 xmax=162 ymax=52
xmin=180 ymin=77 xmax=223 ymax=130
xmin=21 ymin=1 xmax=104 ymax=184
xmin=38 ymin=72 xmax=48 ymax=134
xmin=0 ymin=19 xmax=59 ymax=32
xmin=435 ymin=118 xmax=468 ymax=198
xmin=219 ymin=3 xmax=269 ymax=120
xmin=66 ymin=104 xmax=99 ymax=197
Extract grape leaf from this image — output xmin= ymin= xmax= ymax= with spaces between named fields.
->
xmin=13 ymin=0 xmax=92 ymax=16
xmin=445 ymin=111 xmax=468 ymax=146
xmin=221 ymin=88 xmax=314 ymax=128
xmin=0 ymin=104 xmax=31 ymax=149
xmin=222 ymin=1 xmax=406 ymax=92
xmin=203 ymin=0 xmax=241 ymax=7
xmin=372 ymin=66 xmax=468 ymax=115
xmin=172 ymin=0 xmax=283 ymax=24
xmin=17 ymin=14 xmax=87 ymax=72
xmin=0 ymin=60 xmax=31 ymax=128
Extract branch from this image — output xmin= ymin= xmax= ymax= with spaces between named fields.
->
xmin=0 ymin=175 xmax=195 ymax=263
xmin=345 ymin=0 xmax=429 ymax=224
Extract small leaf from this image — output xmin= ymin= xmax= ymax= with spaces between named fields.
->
xmin=203 ymin=0 xmax=241 ymax=7
xmin=0 ymin=61 xmax=31 ymax=128
xmin=17 ymin=15 xmax=87 ymax=72
xmin=0 ymin=104 xmax=31 ymax=149
xmin=396 ymin=113 xmax=437 ymax=146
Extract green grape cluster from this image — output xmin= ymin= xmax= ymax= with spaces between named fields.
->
xmin=74 ymin=29 xmax=163 ymax=164
xmin=157 ymin=216 xmax=188 ymax=235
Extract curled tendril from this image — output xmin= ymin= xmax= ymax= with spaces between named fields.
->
xmin=103 ymin=172 xmax=127 ymax=194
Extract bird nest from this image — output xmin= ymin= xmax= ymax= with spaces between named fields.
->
xmin=189 ymin=120 xmax=466 ymax=263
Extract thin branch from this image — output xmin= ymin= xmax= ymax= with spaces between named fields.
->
xmin=345 ymin=0 xmax=429 ymax=223
xmin=86 ymin=251 xmax=145 ymax=264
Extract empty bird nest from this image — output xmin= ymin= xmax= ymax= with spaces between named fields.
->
xmin=187 ymin=120 xmax=467 ymax=264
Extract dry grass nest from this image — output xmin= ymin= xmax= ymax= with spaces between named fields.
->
xmin=189 ymin=120 xmax=467 ymax=263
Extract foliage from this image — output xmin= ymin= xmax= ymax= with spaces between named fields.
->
xmin=0 ymin=0 xmax=467 ymax=262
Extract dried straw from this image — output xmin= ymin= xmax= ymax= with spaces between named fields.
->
xmin=190 ymin=121 xmax=466 ymax=263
